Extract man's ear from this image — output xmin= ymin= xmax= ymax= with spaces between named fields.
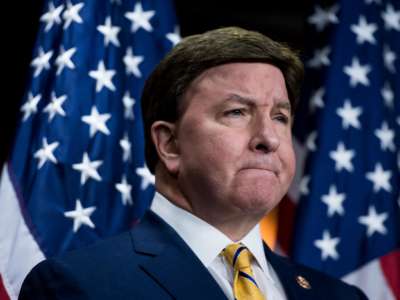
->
xmin=151 ymin=121 xmax=180 ymax=175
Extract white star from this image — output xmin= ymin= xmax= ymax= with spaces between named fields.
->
xmin=307 ymin=46 xmax=331 ymax=69
xmin=21 ymin=93 xmax=41 ymax=121
xmin=40 ymin=2 xmax=64 ymax=32
xmin=55 ymin=46 xmax=76 ymax=75
xmin=309 ymin=87 xmax=325 ymax=111
xmin=123 ymin=48 xmax=144 ymax=78
xmin=97 ymin=16 xmax=121 ymax=47
xmin=72 ymin=152 xmax=103 ymax=185
xmin=358 ymin=206 xmax=388 ymax=237
xmin=124 ymin=2 xmax=155 ymax=33
xmin=299 ymin=175 xmax=310 ymax=195
xmin=381 ymin=82 xmax=394 ymax=108
xmin=329 ymin=142 xmax=355 ymax=172
xmin=350 ymin=15 xmax=377 ymax=45
xmin=33 ymin=138 xmax=59 ymax=169
xmin=115 ymin=175 xmax=133 ymax=205
xmin=314 ymin=230 xmax=340 ymax=260
xmin=31 ymin=48 xmax=53 ymax=77
xmin=64 ymin=199 xmax=96 ymax=233
xmin=120 ymin=133 xmax=132 ymax=162
xmin=308 ymin=4 xmax=339 ymax=31
xmin=374 ymin=122 xmax=395 ymax=152
xmin=336 ymin=99 xmax=362 ymax=129
xmin=63 ymin=1 xmax=84 ymax=29
xmin=306 ymin=131 xmax=318 ymax=151
xmin=81 ymin=106 xmax=111 ymax=137
xmin=88 ymin=60 xmax=116 ymax=92
xmin=343 ymin=57 xmax=371 ymax=87
xmin=383 ymin=45 xmax=397 ymax=73
xmin=43 ymin=92 xmax=67 ymax=122
xmin=166 ymin=26 xmax=181 ymax=46
xmin=381 ymin=4 xmax=400 ymax=31
xmin=321 ymin=185 xmax=346 ymax=217
xmin=122 ymin=91 xmax=136 ymax=120
xmin=136 ymin=165 xmax=155 ymax=190
xmin=366 ymin=163 xmax=392 ymax=193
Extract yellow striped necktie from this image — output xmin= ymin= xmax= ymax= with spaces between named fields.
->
xmin=223 ymin=243 xmax=265 ymax=300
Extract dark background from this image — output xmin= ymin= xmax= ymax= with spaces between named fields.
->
xmin=3 ymin=1 xmax=310 ymax=167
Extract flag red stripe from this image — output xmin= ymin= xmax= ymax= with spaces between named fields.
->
xmin=277 ymin=195 xmax=297 ymax=254
xmin=380 ymin=249 xmax=400 ymax=300
xmin=0 ymin=275 xmax=10 ymax=300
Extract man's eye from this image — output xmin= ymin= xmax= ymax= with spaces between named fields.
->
xmin=275 ymin=114 xmax=290 ymax=124
xmin=224 ymin=109 xmax=245 ymax=117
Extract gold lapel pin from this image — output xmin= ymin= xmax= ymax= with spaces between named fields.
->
xmin=296 ymin=275 xmax=311 ymax=289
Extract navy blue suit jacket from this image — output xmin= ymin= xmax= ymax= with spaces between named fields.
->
xmin=19 ymin=211 xmax=368 ymax=299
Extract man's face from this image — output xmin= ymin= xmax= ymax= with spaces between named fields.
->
xmin=174 ymin=63 xmax=295 ymax=222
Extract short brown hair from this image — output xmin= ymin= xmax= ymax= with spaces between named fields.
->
xmin=141 ymin=26 xmax=304 ymax=173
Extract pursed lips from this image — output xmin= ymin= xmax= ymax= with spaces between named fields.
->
xmin=239 ymin=166 xmax=279 ymax=177
xmin=238 ymin=157 xmax=282 ymax=177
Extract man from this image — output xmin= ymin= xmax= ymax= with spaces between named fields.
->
xmin=19 ymin=27 xmax=368 ymax=299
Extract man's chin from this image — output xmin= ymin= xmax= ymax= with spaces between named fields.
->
xmin=232 ymin=192 xmax=281 ymax=215
xmin=233 ymin=175 xmax=284 ymax=206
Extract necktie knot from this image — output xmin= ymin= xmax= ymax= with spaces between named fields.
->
xmin=223 ymin=243 xmax=252 ymax=270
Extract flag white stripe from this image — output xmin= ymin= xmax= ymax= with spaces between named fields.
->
xmin=0 ymin=166 xmax=45 ymax=299
xmin=343 ymin=256 xmax=396 ymax=300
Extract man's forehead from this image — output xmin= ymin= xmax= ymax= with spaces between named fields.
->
xmin=199 ymin=62 xmax=281 ymax=80
xmin=179 ymin=62 xmax=289 ymax=112
xmin=187 ymin=62 xmax=284 ymax=94
xmin=193 ymin=63 xmax=286 ymax=93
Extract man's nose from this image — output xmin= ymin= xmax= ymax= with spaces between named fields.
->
xmin=249 ymin=116 xmax=280 ymax=153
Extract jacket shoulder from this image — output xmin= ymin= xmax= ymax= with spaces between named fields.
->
xmin=19 ymin=231 xmax=159 ymax=300
xmin=269 ymin=251 xmax=368 ymax=300
xmin=59 ymin=231 xmax=135 ymax=266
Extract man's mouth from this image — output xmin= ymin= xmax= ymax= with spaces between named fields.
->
xmin=239 ymin=167 xmax=279 ymax=177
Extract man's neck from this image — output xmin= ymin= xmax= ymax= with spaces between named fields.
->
xmin=155 ymin=169 xmax=264 ymax=241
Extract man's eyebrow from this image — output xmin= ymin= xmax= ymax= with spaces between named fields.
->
xmin=224 ymin=94 xmax=257 ymax=105
xmin=276 ymin=100 xmax=292 ymax=114
xmin=225 ymin=94 xmax=292 ymax=113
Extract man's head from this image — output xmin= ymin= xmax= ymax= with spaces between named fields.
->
xmin=141 ymin=27 xmax=303 ymax=235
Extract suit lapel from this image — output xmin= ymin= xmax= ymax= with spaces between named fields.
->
xmin=131 ymin=212 xmax=228 ymax=300
xmin=131 ymin=212 xmax=325 ymax=300
xmin=264 ymin=243 xmax=318 ymax=300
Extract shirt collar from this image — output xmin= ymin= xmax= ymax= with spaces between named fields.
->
xmin=239 ymin=223 xmax=269 ymax=277
xmin=150 ymin=192 xmax=274 ymax=282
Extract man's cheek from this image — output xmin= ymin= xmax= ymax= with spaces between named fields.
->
xmin=283 ymin=150 xmax=296 ymax=185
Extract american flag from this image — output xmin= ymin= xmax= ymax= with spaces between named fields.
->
xmin=278 ymin=0 xmax=400 ymax=299
xmin=0 ymin=0 xmax=179 ymax=299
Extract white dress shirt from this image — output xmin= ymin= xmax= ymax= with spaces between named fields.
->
xmin=150 ymin=192 xmax=287 ymax=300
